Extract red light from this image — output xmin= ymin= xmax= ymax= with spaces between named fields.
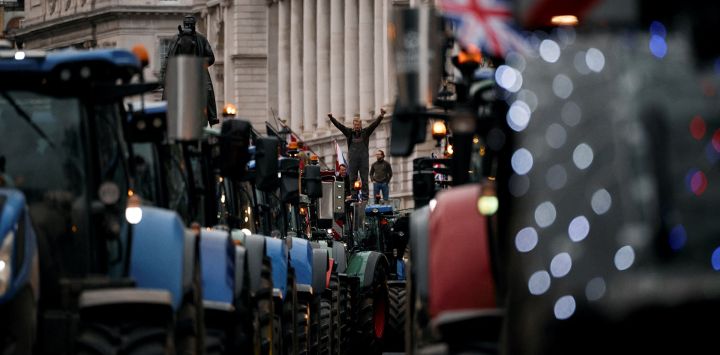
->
xmin=712 ymin=129 xmax=720 ymax=152
xmin=380 ymin=218 xmax=388 ymax=226
xmin=691 ymin=171 xmax=708 ymax=196
xmin=690 ymin=115 xmax=706 ymax=140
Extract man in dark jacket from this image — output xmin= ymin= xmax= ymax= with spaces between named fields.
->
xmin=160 ymin=15 xmax=218 ymax=126
xmin=328 ymin=108 xmax=386 ymax=199
xmin=370 ymin=149 xmax=392 ymax=203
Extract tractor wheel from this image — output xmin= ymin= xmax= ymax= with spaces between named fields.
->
xmin=257 ymin=260 xmax=279 ymax=355
xmin=76 ymin=321 xmax=173 ymax=355
xmin=176 ymin=258 xmax=205 ymax=355
xmin=309 ymin=298 xmax=319 ymax=355
xmin=338 ymin=277 xmax=351 ymax=355
xmin=385 ymin=282 xmax=407 ymax=351
xmin=283 ymin=273 xmax=298 ymax=355
xmin=318 ymin=299 xmax=332 ymax=355
xmin=0 ymin=286 xmax=36 ymax=355
xmin=329 ymin=274 xmax=340 ymax=355
xmin=351 ymin=264 xmax=388 ymax=355
xmin=296 ymin=301 xmax=310 ymax=355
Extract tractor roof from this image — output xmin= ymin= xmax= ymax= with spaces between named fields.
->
xmin=365 ymin=204 xmax=394 ymax=216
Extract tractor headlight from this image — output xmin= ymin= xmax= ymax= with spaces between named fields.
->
xmin=0 ymin=231 xmax=14 ymax=296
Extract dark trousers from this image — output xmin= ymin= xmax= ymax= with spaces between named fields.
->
xmin=349 ymin=157 xmax=369 ymax=199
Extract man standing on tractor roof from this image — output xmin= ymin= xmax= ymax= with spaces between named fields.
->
xmin=160 ymin=15 xmax=218 ymax=126
xmin=328 ymin=108 xmax=386 ymax=200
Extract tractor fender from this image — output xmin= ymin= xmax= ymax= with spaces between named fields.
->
xmin=347 ymin=251 xmax=389 ymax=289
xmin=428 ymin=185 xmax=496 ymax=319
xmin=264 ymin=237 xmax=289 ymax=299
xmin=0 ymin=189 xmax=39 ymax=303
xmin=312 ymin=248 xmax=329 ymax=295
xmin=331 ymin=242 xmax=348 ymax=274
xmin=242 ymin=234 xmax=267 ymax=296
xmin=289 ymin=237 xmax=313 ymax=287
xmin=199 ymin=229 xmax=234 ymax=306
xmin=130 ymin=206 xmax=194 ymax=311
xmin=410 ymin=206 xmax=430 ymax=303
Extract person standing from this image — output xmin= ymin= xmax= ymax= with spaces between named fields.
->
xmin=370 ymin=150 xmax=392 ymax=203
xmin=328 ymin=108 xmax=386 ymax=200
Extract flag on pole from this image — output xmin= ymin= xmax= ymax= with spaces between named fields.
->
xmin=439 ymin=0 xmax=529 ymax=57
xmin=334 ymin=140 xmax=348 ymax=175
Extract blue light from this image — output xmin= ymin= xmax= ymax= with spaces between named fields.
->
xmin=712 ymin=247 xmax=720 ymax=271
xmin=668 ymin=225 xmax=687 ymax=251
xmin=649 ymin=21 xmax=667 ymax=38
xmin=706 ymin=142 xmax=720 ymax=165
xmin=649 ymin=35 xmax=667 ymax=59
xmin=715 ymin=58 xmax=720 ymax=76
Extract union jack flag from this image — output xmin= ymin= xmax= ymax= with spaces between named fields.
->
xmin=439 ymin=0 xmax=529 ymax=57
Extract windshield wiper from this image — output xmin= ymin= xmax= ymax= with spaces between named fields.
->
xmin=0 ymin=91 xmax=56 ymax=149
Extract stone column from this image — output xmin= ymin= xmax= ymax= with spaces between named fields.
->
xmin=290 ymin=0 xmax=304 ymax=133
xmin=278 ymin=0 xmax=291 ymax=123
xmin=344 ymin=0 xmax=359 ymax=124
xmin=330 ymin=0 xmax=344 ymax=121
xmin=373 ymin=0 xmax=384 ymax=111
xmin=316 ymin=0 xmax=331 ymax=132
xmin=384 ymin=0 xmax=396 ymax=106
xmin=267 ymin=3 xmax=279 ymax=118
xmin=303 ymin=0 xmax=317 ymax=134
xmin=359 ymin=0 xmax=374 ymax=121
xmin=224 ymin=1 xmax=236 ymax=112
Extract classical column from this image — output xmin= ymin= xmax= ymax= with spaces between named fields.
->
xmin=303 ymin=0 xmax=317 ymax=134
xmin=359 ymin=0 xmax=374 ymax=121
xmin=278 ymin=0 xmax=291 ymax=123
xmin=344 ymin=0 xmax=359 ymax=124
xmin=384 ymin=0 xmax=395 ymax=106
xmin=290 ymin=0 xmax=304 ymax=133
xmin=267 ymin=3 xmax=279 ymax=117
xmin=224 ymin=1 xmax=236 ymax=111
xmin=330 ymin=0 xmax=344 ymax=121
xmin=316 ymin=0 xmax=331 ymax=132
xmin=373 ymin=0 xmax=384 ymax=111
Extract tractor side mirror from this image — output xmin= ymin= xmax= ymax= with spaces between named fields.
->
xmin=304 ymin=165 xmax=322 ymax=199
xmin=255 ymin=137 xmax=280 ymax=192
xmin=219 ymin=119 xmax=251 ymax=181
xmin=165 ymin=55 xmax=207 ymax=141
xmin=280 ymin=158 xmax=300 ymax=204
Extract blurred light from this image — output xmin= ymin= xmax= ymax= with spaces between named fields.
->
xmin=241 ymin=228 xmax=252 ymax=237
xmin=432 ymin=121 xmax=447 ymax=139
xmin=539 ymin=40 xmax=561 ymax=63
xmin=574 ymin=51 xmax=591 ymax=75
xmin=551 ymin=15 xmax=578 ymax=26
xmin=535 ymin=201 xmax=557 ymax=228
xmin=473 ymin=136 xmax=480 ymax=144
xmin=446 ymin=144 xmax=454 ymax=156
xmin=706 ymin=142 xmax=720 ymax=164
xmin=550 ymin=252 xmax=572 ymax=278
xmin=554 ymin=295 xmax=576 ymax=320
xmin=546 ymin=164 xmax=567 ymax=190
xmin=561 ymin=101 xmax=582 ymax=127
xmin=668 ymin=225 xmax=687 ymax=251
xmin=515 ymin=227 xmax=538 ymax=252
xmin=517 ymin=89 xmax=538 ymax=111
xmin=555 ymin=26 xmax=576 ymax=46
xmin=505 ymin=51 xmax=527 ymax=72
xmin=649 ymin=35 xmax=667 ymax=59
xmin=511 ymin=148 xmax=534 ymax=175
xmin=509 ymin=174 xmax=530 ymax=197
xmin=507 ymin=101 xmax=532 ymax=132
xmin=649 ymin=21 xmax=667 ymax=38
xmin=585 ymin=277 xmax=606 ymax=301
xmin=690 ymin=170 xmax=708 ymax=196
xmin=690 ymin=115 xmax=706 ymax=140
xmin=552 ymin=74 xmax=574 ymax=99
xmin=545 ymin=123 xmax=567 ymax=149
xmin=528 ymin=270 xmax=551 ymax=295
xmin=585 ymin=48 xmax=605 ymax=72
xmin=591 ymin=189 xmax=612 ymax=215
xmin=14 ymin=51 xmax=25 ymax=60
xmin=568 ymin=216 xmax=590 ymax=242
xmin=712 ymin=247 xmax=720 ymax=270
xmin=495 ymin=65 xmax=523 ymax=93
xmin=126 ymin=207 xmax=143 ymax=224
xmin=220 ymin=194 xmax=226 ymax=204
xmin=614 ymin=245 xmax=635 ymax=271
xmin=457 ymin=45 xmax=482 ymax=64
xmin=429 ymin=199 xmax=437 ymax=212
xmin=572 ymin=143 xmax=594 ymax=170
xmin=244 ymin=216 xmax=249 ymax=223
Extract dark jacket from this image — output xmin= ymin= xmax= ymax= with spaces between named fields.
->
xmin=329 ymin=114 xmax=384 ymax=160
xmin=370 ymin=160 xmax=392 ymax=183
xmin=338 ymin=174 xmax=352 ymax=198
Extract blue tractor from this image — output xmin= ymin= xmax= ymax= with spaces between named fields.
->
xmin=0 ymin=48 xmax=204 ymax=354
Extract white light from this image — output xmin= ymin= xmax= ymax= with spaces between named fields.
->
xmin=534 ymin=201 xmax=557 ymax=228
xmin=505 ymin=51 xmax=527 ymax=72
xmin=545 ymin=123 xmax=567 ymax=149
xmin=507 ymin=101 xmax=531 ymax=132
xmin=429 ymin=199 xmax=437 ymax=212
xmin=221 ymin=194 xmax=226 ymax=204
xmin=478 ymin=195 xmax=499 ymax=216
xmin=495 ymin=65 xmax=522 ymax=93
xmin=14 ymin=51 xmax=26 ymax=60
xmin=125 ymin=207 xmax=143 ymax=224
xmin=545 ymin=164 xmax=567 ymax=191
xmin=614 ymin=245 xmax=635 ymax=271
xmin=539 ymin=40 xmax=561 ymax=63
xmin=573 ymin=143 xmax=594 ymax=170
xmin=586 ymin=277 xmax=606 ymax=301
xmin=585 ymin=48 xmax=605 ymax=73
xmin=241 ymin=228 xmax=252 ymax=237
xmin=591 ymin=189 xmax=612 ymax=215
xmin=554 ymin=295 xmax=576 ymax=320
xmin=80 ymin=66 xmax=91 ymax=79
xmin=568 ymin=216 xmax=590 ymax=242
xmin=528 ymin=270 xmax=551 ymax=295
xmin=0 ymin=260 xmax=4 ymax=272
xmin=552 ymin=74 xmax=574 ymax=99
xmin=511 ymin=148 xmax=534 ymax=175
xmin=550 ymin=252 xmax=572 ymax=278
xmin=327 ymin=229 xmax=333 ymax=234
xmin=561 ymin=101 xmax=582 ymax=127
xmin=244 ymin=216 xmax=249 ymax=223
xmin=515 ymin=227 xmax=538 ymax=253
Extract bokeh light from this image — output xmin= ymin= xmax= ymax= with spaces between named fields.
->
xmin=539 ymin=39 xmax=561 ymax=63
xmin=591 ymin=188 xmax=612 ymax=215
xmin=585 ymin=48 xmax=605 ymax=72
xmin=515 ymin=227 xmax=539 ymax=253
xmin=546 ymin=164 xmax=568 ymax=190
xmin=535 ymin=201 xmax=557 ymax=228
xmin=668 ymin=225 xmax=687 ymax=251
xmin=649 ymin=21 xmax=667 ymax=38
xmin=574 ymin=51 xmax=591 ymax=75
xmin=690 ymin=115 xmax=706 ymax=140
xmin=685 ymin=169 xmax=708 ymax=196
xmin=561 ymin=101 xmax=582 ymax=127
xmin=573 ymin=143 xmax=594 ymax=170
xmin=649 ymin=35 xmax=667 ymax=59
xmin=512 ymin=148 xmax=534 ymax=175
xmin=568 ymin=216 xmax=590 ymax=242
xmin=712 ymin=247 xmax=720 ymax=271
xmin=554 ymin=295 xmax=576 ymax=320
xmin=712 ymin=129 xmax=720 ymax=152
xmin=550 ymin=252 xmax=572 ymax=278
xmin=614 ymin=245 xmax=635 ymax=271
xmin=585 ymin=277 xmax=607 ymax=301
xmin=546 ymin=123 xmax=567 ymax=149
xmin=508 ymin=101 xmax=532 ymax=132
xmin=552 ymin=74 xmax=574 ymax=99
xmin=528 ymin=270 xmax=552 ymax=295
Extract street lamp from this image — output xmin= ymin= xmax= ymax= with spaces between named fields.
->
xmin=432 ymin=120 xmax=447 ymax=147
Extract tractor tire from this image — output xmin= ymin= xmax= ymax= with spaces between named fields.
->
xmin=385 ymin=282 xmax=407 ymax=352
xmin=328 ymin=274 xmax=340 ymax=355
xmin=284 ymin=273 xmax=298 ymax=355
xmin=0 ymin=286 xmax=36 ymax=355
xmin=176 ymin=257 xmax=205 ymax=355
xmin=318 ymin=299 xmax=332 ymax=355
xmin=296 ymin=301 xmax=310 ymax=355
xmin=351 ymin=264 xmax=388 ymax=355
xmin=309 ymin=299 xmax=319 ymax=355
xmin=76 ymin=321 xmax=173 ymax=355
xmin=338 ymin=277 xmax=350 ymax=355
xmin=257 ymin=260 xmax=279 ymax=355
